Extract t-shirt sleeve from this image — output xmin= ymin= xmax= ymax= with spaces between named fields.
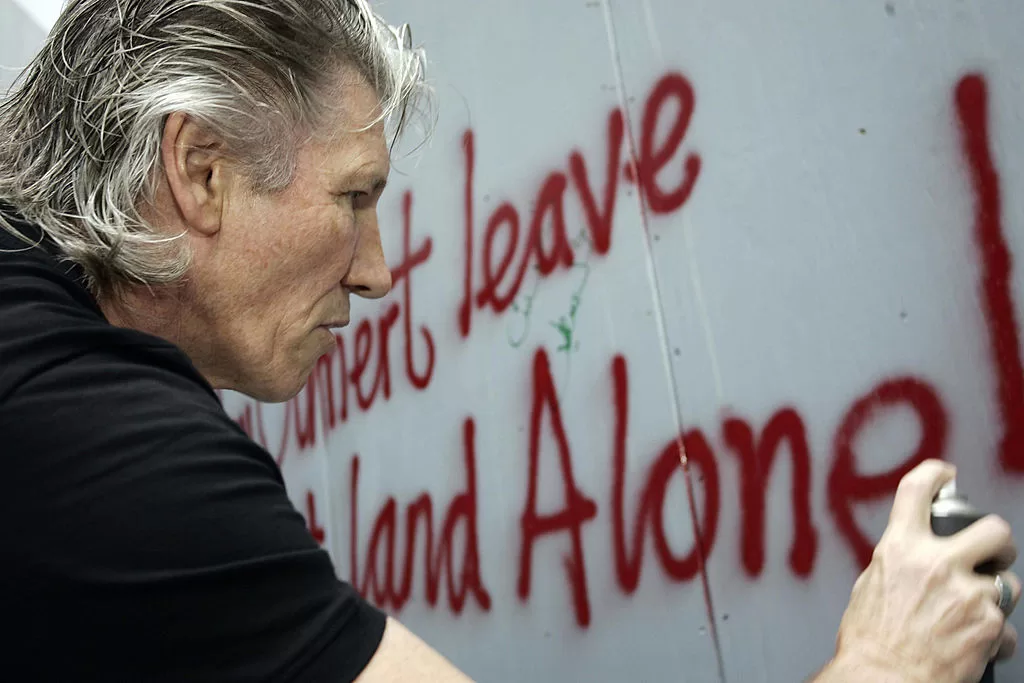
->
xmin=1 ymin=343 xmax=385 ymax=682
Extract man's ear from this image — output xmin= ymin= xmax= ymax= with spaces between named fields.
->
xmin=161 ymin=112 xmax=231 ymax=237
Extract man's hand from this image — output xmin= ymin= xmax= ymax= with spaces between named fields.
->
xmin=818 ymin=460 xmax=1020 ymax=683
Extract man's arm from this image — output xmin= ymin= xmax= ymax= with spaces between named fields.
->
xmin=356 ymin=617 xmax=473 ymax=682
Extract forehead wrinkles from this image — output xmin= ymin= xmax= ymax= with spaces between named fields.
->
xmin=299 ymin=126 xmax=387 ymax=184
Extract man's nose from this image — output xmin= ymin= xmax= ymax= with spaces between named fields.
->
xmin=342 ymin=219 xmax=392 ymax=299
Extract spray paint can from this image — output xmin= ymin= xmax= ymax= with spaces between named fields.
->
xmin=930 ymin=480 xmax=996 ymax=683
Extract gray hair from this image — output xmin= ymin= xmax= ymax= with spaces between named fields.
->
xmin=0 ymin=0 xmax=428 ymax=295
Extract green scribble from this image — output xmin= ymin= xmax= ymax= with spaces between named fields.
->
xmin=549 ymin=261 xmax=591 ymax=353
xmin=507 ymin=273 xmax=541 ymax=348
xmin=508 ymin=229 xmax=594 ymax=353
xmin=551 ymin=319 xmax=572 ymax=352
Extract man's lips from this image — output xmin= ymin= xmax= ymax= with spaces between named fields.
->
xmin=320 ymin=320 xmax=349 ymax=330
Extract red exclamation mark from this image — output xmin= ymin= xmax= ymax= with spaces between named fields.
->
xmin=955 ymin=74 xmax=1024 ymax=474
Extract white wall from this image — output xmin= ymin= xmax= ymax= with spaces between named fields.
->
xmin=9 ymin=0 xmax=63 ymax=33
xmin=14 ymin=1 xmax=1024 ymax=681
xmin=0 ymin=1 xmax=45 ymax=92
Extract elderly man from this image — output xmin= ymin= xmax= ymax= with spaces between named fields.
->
xmin=0 ymin=1 xmax=1018 ymax=681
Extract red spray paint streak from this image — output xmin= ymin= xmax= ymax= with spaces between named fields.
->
xmin=398 ymin=191 xmax=437 ymax=391
xmin=827 ymin=378 xmax=948 ymax=569
xmin=460 ymin=73 xmax=702 ymax=337
xmin=634 ymin=73 xmax=702 ymax=216
xmin=458 ymin=130 xmax=475 ymax=338
xmin=349 ymin=418 xmax=492 ymax=614
xmin=955 ymin=74 xmax=1024 ymax=474
xmin=517 ymin=349 xmax=599 ymax=626
xmin=611 ymin=355 xmax=721 ymax=593
xmin=568 ymin=109 xmax=624 ymax=257
xmin=722 ymin=409 xmax=817 ymax=577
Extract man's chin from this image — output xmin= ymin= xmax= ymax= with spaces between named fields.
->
xmin=233 ymin=384 xmax=298 ymax=405
xmin=229 ymin=368 xmax=309 ymax=405
xmin=223 ymin=338 xmax=333 ymax=404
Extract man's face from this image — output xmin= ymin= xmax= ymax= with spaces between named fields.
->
xmin=183 ymin=73 xmax=392 ymax=402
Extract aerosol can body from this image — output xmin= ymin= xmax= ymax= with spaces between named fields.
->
xmin=930 ymin=481 xmax=996 ymax=683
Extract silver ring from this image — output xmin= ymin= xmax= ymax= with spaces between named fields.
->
xmin=995 ymin=574 xmax=1014 ymax=617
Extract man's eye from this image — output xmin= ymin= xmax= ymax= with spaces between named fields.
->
xmin=335 ymin=192 xmax=368 ymax=214
xmin=345 ymin=191 xmax=371 ymax=208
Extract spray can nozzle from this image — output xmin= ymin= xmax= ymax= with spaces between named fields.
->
xmin=935 ymin=480 xmax=960 ymax=501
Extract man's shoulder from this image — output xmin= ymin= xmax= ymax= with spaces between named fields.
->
xmin=0 ymin=214 xmax=275 ymax=512
xmin=0 ymin=227 xmax=264 ymax=480
xmin=0 ymin=218 xmax=215 ymax=399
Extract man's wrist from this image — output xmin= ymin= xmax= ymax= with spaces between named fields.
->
xmin=814 ymin=644 xmax=924 ymax=683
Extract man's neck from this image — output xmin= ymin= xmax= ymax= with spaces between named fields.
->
xmin=99 ymin=287 xmax=226 ymax=390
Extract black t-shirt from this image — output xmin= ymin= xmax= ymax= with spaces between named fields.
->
xmin=0 ymin=213 xmax=386 ymax=682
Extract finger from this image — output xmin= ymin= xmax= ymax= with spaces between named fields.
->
xmin=995 ymin=622 xmax=1018 ymax=661
xmin=968 ymin=572 xmax=1021 ymax=617
xmin=889 ymin=459 xmax=956 ymax=532
xmin=973 ymin=572 xmax=1021 ymax=622
xmin=944 ymin=515 xmax=1018 ymax=570
xmin=978 ymin=598 xmax=1007 ymax=665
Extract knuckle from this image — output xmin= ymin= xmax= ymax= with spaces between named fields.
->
xmin=979 ymin=606 xmax=1005 ymax=640
xmin=960 ymin=578 xmax=993 ymax=614
xmin=974 ymin=581 xmax=995 ymax=606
